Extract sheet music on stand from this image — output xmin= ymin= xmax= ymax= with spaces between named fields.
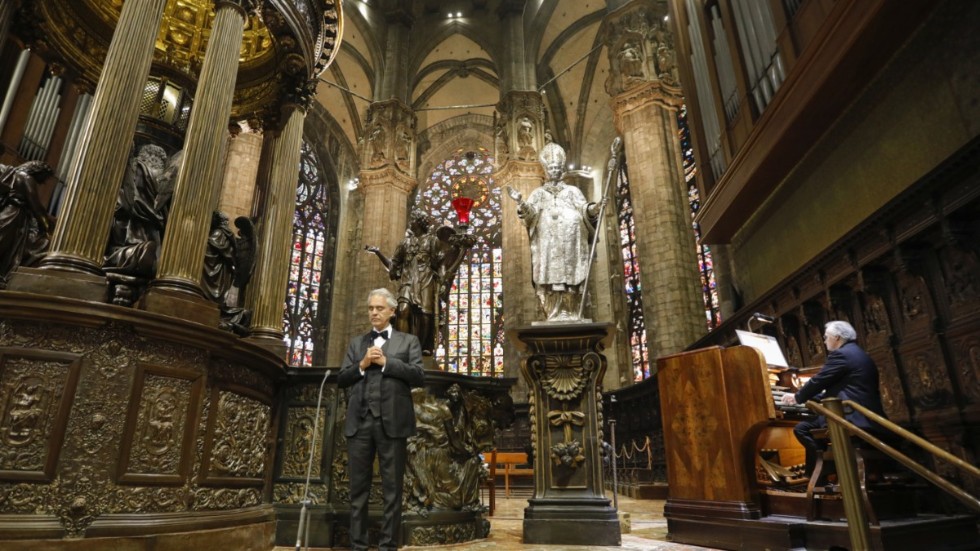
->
xmin=736 ymin=330 xmax=810 ymax=416
xmin=735 ymin=330 xmax=788 ymax=368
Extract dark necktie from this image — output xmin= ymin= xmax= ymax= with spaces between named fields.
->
xmin=370 ymin=329 xmax=389 ymax=341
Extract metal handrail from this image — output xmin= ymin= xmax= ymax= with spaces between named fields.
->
xmin=844 ymin=400 xmax=980 ymax=480
xmin=806 ymin=399 xmax=980 ymax=512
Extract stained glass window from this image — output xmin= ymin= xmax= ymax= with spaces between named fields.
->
xmin=415 ymin=148 xmax=504 ymax=376
xmin=679 ymin=105 xmax=721 ymax=329
xmin=283 ymin=140 xmax=336 ymax=366
xmin=615 ymin=156 xmax=651 ymax=381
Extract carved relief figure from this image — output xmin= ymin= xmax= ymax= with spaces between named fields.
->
xmin=618 ymin=41 xmax=644 ymax=82
xmin=863 ymin=294 xmax=889 ymax=336
xmin=896 ymin=271 xmax=927 ymax=322
xmin=0 ymin=161 xmax=56 ymax=288
xmin=366 ymin=124 xmax=386 ymax=167
xmin=143 ymin=390 xmax=177 ymax=456
xmin=943 ymin=246 xmax=980 ymax=307
xmin=517 ymin=115 xmax=535 ymax=159
xmin=494 ymin=120 xmax=509 ymax=162
xmin=394 ymin=124 xmax=412 ymax=170
xmin=6 ymin=380 xmax=45 ymax=446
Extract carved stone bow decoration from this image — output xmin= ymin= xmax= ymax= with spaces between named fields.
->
xmin=548 ymin=408 xmax=585 ymax=443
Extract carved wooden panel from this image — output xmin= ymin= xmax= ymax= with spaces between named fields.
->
xmin=273 ymin=381 xmax=333 ymax=506
xmin=199 ymin=385 xmax=271 ymax=487
xmin=0 ymin=348 xmax=82 ymax=482
xmin=899 ymin=337 xmax=955 ymax=414
xmin=117 ymin=364 xmax=204 ymax=485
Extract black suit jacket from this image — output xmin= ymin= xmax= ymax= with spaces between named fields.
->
xmin=794 ymin=340 xmax=885 ymax=431
xmin=337 ymin=329 xmax=425 ymax=438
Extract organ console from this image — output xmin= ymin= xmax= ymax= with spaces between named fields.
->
xmin=656 ymin=345 xmax=817 ymax=547
xmin=657 ymin=344 xmax=978 ymax=550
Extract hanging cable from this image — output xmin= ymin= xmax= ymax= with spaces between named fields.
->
xmin=537 ymin=42 xmax=605 ymax=92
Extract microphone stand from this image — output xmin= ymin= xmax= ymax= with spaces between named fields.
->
xmin=578 ymin=137 xmax=623 ymax=320
xmin=294 ymin=368 xmax=331 ymax=551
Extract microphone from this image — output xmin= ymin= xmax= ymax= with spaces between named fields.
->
xmin=295 ymin=368 xmax=331 ymax=551
xmin=752 ymin=312 xmax=775 ymax=323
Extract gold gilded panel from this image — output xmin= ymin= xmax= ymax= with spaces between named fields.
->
xmin=0 ymin=348 xmax=82 ymax=481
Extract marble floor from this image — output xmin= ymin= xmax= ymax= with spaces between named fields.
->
xmin=279 ymin=490 xmax=722 ymax=551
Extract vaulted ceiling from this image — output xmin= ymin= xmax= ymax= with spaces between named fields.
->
xmin=318 ymin=0 xmax=620 ymax=171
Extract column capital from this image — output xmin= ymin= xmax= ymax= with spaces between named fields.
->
xmin=281 ymin=78 xmax=316 ymax=113
xmin=214 ymin=0 xmax=257 ymax=18
xmin=493 ymin=158 xmax=545 ymax=183
xmin=358 ymin=164 xmax=417 ymax=196
xmin=603 ymin=0 xmax=680 ymax=96
xmin=362 ymin=99 xmax=417 ymax=177
xmin=214 ymin=0 xmax=256 ymax=18
xmin=611 ymin=80 xmax=683 ymax=131
xmin=494 ymin=90 xmax=546 ymax=165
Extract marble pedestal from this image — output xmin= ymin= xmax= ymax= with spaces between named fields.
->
xmin=511 ymin=322 xmax=621 ymax=546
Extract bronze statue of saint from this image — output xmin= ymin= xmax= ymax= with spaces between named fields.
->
xmin=104 ymin=145 xmax=180 ymax=277
xmin=0 ymin=160 xmax=56 ymax=288
xmin=366 ymin=210 xmax=475 ymax=353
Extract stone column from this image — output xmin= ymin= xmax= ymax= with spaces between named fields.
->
xmin=217 ymin=121 xmax=264 ymax=221
xmin=347 ymin=100 xmax=417 ymax=345
xmin=0 ymin=0 xmax=21 ymax=59
xmin=514 ymin=322 xmax=621 ymax=546
xmin=495 ymin=91 xmax=545 ymax=401
xmin=10 ymin=0 xmax=168 ymax=299
xmin=143 ymin=0 xmax=249 ymax=324
xmin=244 ymin=100 xmax=307 ymax=354
xmin=606 ymin=1 xmax=705 ymax=360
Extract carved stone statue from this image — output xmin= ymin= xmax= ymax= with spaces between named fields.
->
xmin=394 ymin=124 xmax=412 ymax=170
xmin=618 ymin=41 xmax=644 ymax=81
xmin=366 ymin=123 xmax=386 ymax=166
xmin=365 ymin=210 xmax=476 ymax=353
xmin=506 ymin=142 xmax=604 ymax=322
xmin=0 ymin=160 xmax=56 ymax=288
xmin=517 ymin=115 xmax=537 ymax=161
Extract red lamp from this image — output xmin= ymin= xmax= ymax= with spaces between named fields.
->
xmin=451 ymin=196 xmax=475 ymax=226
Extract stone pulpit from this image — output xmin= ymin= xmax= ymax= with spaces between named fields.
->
xmin=512 ymin=322 xmax=621 ymax=546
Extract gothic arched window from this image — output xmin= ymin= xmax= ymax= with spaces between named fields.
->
xmin=415 ymin=147 xmax=504 ymax=376
xmin=283 ymin=140 xmax=337 ymax=366
xmin=615 ymin=156 xmax=651 ymax=381
xmin=680 ymin=105 xmax=721 ymax=329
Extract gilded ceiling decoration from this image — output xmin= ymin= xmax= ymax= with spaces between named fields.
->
xmin=23 ymin=0 xmax=342 ymax=122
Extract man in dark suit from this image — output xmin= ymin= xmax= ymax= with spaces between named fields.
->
xmin=338 ymin=288 xmax=425 ymax=551
xmin=781 ymin=320 xmax=886 ymax=474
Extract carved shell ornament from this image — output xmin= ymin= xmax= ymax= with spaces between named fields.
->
xmin=529 ymin=351 xmax=598 ymax=401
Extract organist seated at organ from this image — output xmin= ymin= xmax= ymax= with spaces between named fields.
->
xmin=780 ymin=320 xmax=887 ymax=475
